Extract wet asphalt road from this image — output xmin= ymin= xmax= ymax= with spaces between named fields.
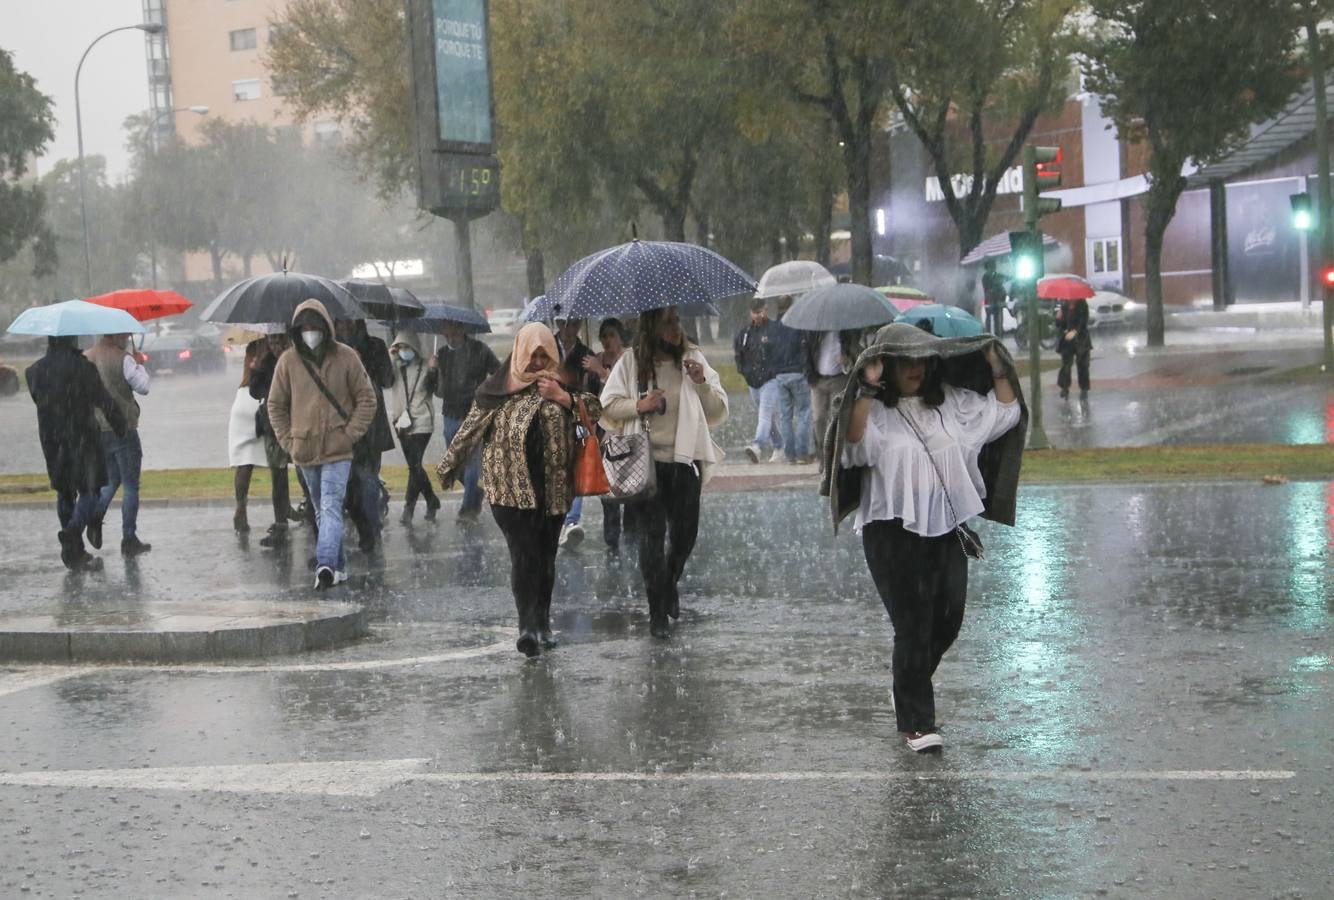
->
xmin=1 ymin=483 xmax=1331 ymax=897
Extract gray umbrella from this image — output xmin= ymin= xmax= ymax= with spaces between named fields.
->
xmin=779 ymin=282 xmax=898 ymax=331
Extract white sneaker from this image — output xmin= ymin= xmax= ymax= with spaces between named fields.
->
xmin=905 ymin=731 xmax=943 ymax=753
xmin=333 ymin=570 xmax=349 ymax=585
xmin=559 ymin=522 xmax=584 ymax=549
xmin=744 ymin=443 xmax=762 ymax=463
xmin=769 ymin=449 xmax=787 ymax=463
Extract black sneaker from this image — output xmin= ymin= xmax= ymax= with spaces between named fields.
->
xmin=121 ymin=536 xmax=152 ymax=556
xmin=314 ymin=565 xmax=334 ymax=590
xmin=457 ymin=508 xmax=480 ymax=525
xmin=259 ymin=523 xmax=288 ymax=547
xmin=86 ymin=519 xmax=103 ymax=550
xmin=424 ymin=500 xmax=439 ymax=522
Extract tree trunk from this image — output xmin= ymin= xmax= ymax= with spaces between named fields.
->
xmin=956 ymin=211 xmax=987 ymax=262
xmin=1143 ymin=170 xmax=1186 ymax=348
xmin=524 ymin=245 xmax=545 ymax=300
xmin=815 ymin=181 xmax=834 ymax=267
xmin=661 ymin=206 xmax=687 ymax=243
xmin=844 ymin=131 xmax=872 ymax=285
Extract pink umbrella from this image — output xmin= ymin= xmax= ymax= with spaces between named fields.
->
xmin=873 ymin=285 xmax=935 ymax=312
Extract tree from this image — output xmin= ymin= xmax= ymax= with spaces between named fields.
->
xmin=1082 ymin=0 xmax=1303 ymax=346
xmin=733 ymin=0 xmax=902 ymax=285
xmin=0 ymin=48 xmax=56 ymax=277
xmin=888 ymin=0 xmax=1078 ymax=260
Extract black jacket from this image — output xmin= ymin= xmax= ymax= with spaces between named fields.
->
xmin=433 ymin=337 xmax=501 ymax=419
xmin=1055 ymin=300 xmax=1092 ymax=354
xmin=340 ymin=332 xmax=396 ymax=456
xmin=26 ymin=341 xmax=127 ymax=495
xmin=735 ymin=320 xmax=805 ymax=388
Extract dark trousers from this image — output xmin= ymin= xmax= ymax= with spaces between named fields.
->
xmin=400 ymin=433 xmax=439 ymax=512
xmin=632 ymin=462 xmax=701 ymax=622
xmin=57 ymin=489 xmax=99 ymax=533
xmin=600 ymin=499 xmax=640 ymax=550
xmin=985 ymin=305 xmax=1005 ymax=337
xmin=347 ymin=453 xmax=383 ymax=542
xmin=861 ymin=519 xmax=968 ymax=734
xmin=1057 ymin=349 xmax=1090 ymax=395
xmin=491 ymin=504 xmax=563 ymax=637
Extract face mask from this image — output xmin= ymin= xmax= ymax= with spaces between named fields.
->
xmin=301 ymin=330 xmax=323 ymax=350
xmin=398 ymin=349 xmax=415 ymax=364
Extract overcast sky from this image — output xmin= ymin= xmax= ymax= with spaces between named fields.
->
xmin=6 ymin=0 xmax=152 ymax=182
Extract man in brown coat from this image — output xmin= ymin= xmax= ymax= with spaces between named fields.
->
xmin=266 ymin=299 xmax=377 ymax=590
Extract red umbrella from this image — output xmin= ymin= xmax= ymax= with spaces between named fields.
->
xmin=1036 ymin=275 xmax=1094 ymax=301
xmin=873 ymin=284 xmax=935 ymax=312
xmin=85 ymin=288 xmax=193 ymax=322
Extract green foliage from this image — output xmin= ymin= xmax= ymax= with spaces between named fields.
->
xmin=888 ymin=0 xmax=1079 ymax=258
xmin=0 ymin=48 xmax=56 ymax=275
xmin=1082 ymin=0 xmax=1304 ymax=345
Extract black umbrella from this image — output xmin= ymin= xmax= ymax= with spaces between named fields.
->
xmin=383 ymin=303 xmax=491 ymax=334
xmin=200 ymin=271 xmax=364 ymax=324
xmin=340 ymin=281 xmax=426 ymax=320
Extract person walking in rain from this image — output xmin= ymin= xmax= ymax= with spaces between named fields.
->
xmin=823 ymin=323 xmax=1024 ymax=753
xmin=436 ymin=323 xmax=601 ymax=658
xmin=84 ymin=332 xmax=152 ymax=555
xmin=430 ymin=319 xmax=500 ymax=524
xmin=772 ymin=296 xmax=814 ymax=464
xmin=267 ymin=300 xmax=377 ymax=590
xmin=735 ymin=297 xmax=781 ymax=463
xmin=335 ymin=318 xmax=395 ymax=552
xmin=601 ymin=306 xmax=728 ymax=639
xmin=247 ymin=334 xmax=309 ymax=547
xmin=1055 ymin=298 xmax=1092 ymax=405
xmin=805 ymin=326 xmax=860 ymax=468
xmin=388 ymin=329 xmax=440 ymax=524
xmin=981 ymin=259 xmax=1007 ymax=337
xmin=25 ymin=335 xmax=127 ymax=570
xmin=553 ymin=315 xmax=595 ymax=549
xmin=580 ymin=317 xmax=635 ymax=554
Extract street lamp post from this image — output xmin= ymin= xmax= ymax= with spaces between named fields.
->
xmin=147 ymin=105 xmax=208 ymax=289
xmin=75 ymin=22 xmax=165 ymax=296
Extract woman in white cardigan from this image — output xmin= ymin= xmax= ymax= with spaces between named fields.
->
xmin=600 ymin=306 xmax=728 ymax=639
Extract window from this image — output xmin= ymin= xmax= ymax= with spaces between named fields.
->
xmin=1089 ymin=237 xmax=1121 ymax=275
xmin=313 ymin=121 xmax=342 ymax=146
xmin=232 ymin=79 xmax=261 ymax=102
xmin=229 ymin=28 xmax=257 ymax=51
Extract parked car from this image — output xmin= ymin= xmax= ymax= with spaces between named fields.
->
xmin=1086 ymin=290 xmax=1130 ymax=329
xmin=137 ymin=329 xmax=226 ymax=375
xmin=486 ymin=307 xmax=523 ymax=333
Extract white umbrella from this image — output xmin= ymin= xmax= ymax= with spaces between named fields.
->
xmin=754 ymin=260 xmax=837 ymax=299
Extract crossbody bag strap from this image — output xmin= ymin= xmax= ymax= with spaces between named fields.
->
xmin=298 ymin=353 xmax=351 ymax=422
xmin=896 ymin=405 xmax=980 ymax=558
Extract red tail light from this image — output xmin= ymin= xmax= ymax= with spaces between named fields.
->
xmin=177 ymin=349 xmax=192 ymax=360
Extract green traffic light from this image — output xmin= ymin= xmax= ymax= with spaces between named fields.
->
xmin=1014 ymin=255 xmax=1038 ymax=281
xmin=1294 ymin=209 xmax=1313 ymax=231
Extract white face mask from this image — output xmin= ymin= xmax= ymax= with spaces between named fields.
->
xmin=301 ymin=330 xmax=323 ymax=350
xmin=397 ymin=349 xmax=415 ymax=364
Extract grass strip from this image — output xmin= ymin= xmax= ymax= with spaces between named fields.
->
xmin=0 ymin=443 xmax=1329 ymax=504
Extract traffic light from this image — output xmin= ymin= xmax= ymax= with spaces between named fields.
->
xmin=1322 ymin=265 xmax=1334 ymax=288
xmin=1291 ymin=192 xmax=1313 ymax=231
xmin=1009 ymin=230 xmax=1045 ymax=282
xmin=1023 ymin=145 xmax=1062 ymax=228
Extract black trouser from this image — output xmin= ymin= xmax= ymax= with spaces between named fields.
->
xmin=400 ymin=433 xmax=439 ymax=512
xmin=632 ymin=462 xmax=701 ymax=623
xmin=861 ymin=519 xmax=968 ymax=734
xmin=234 ymin=464 xmax=291 ymax=524
xmin=1057 ymin=349 xmax=1090 ymax=394
xmin=600 ymin=499 xmax=640 ymax=549
xmin=985 ymin=305 xmax=1005 ymax=337
xmin=491 ymin=504 xmax=563 ymax=637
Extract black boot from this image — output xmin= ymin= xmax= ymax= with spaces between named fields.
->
xmin=58 ymin=528 xmax=94 ymax=570
xmin=121 ymin=536 xmax=152 ymax=556
xmin=516 ymin=630 xmax=541 ymax=658
xmin=86 ymin=518 xmax=103 ymax=550
xmin=399 ymin=504 xmax=414 ymax=526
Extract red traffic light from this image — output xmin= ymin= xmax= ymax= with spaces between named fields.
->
xmin=1323 ymin=266 xmax=1334 ymax=287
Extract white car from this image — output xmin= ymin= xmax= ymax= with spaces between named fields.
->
xmin=1086 ymin=290 xmax=1130 ymax=328
xmin=486 ymin=308 xmax=522 ymax=333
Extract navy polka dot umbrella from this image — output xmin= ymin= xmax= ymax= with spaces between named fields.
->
xmin=531 ymin=239 xmax=756 ymax=322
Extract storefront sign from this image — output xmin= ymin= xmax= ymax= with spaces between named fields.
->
xmin=926 ymin=166 xmax=1024 ymax=203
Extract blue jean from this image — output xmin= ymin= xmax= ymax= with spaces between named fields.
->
xmin=773 ymin=372 xmax=813 ymax=458
xmin=442 ymin=415 xmax=483 ymax=512
xmin=299 ymin=460 xmax=352 ymax=572
xmin=94 ymin=429 xmax=143 ymax=539
xmin=748 ymin=380 xmax=782 ymax=450
xmin=57 ymin=490 xmax=100 ymax=533
xmin=564 ymin=495 xmax=583 ymax=527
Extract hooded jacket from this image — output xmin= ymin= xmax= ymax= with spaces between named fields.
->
xmin=388 ymin=330 xmax=435 ymax=436
xmin=266 ymin=299 xmax=378 ymax=467
xmin=26 ymin=337 xmax=128 ymax=494
xmin=819 ymin=323 xmax=1027 ymax=533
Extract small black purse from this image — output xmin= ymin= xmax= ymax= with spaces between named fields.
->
xmin=896 ymin=407 xmax=984 ymax=561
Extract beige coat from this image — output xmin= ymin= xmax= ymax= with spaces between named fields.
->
xmin=267 ymin=299 xmax=377 ymax=467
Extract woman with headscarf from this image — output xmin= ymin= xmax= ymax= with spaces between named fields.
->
xmin=600 ymin=306 xmax=729 ymax=639
xmin=821 ymin=323 xmax=1025 ymax=754
xmin=388 ymin=329 xmax=439 ymax=524
xmin=436 ymin=323 xmax=601 ymax=658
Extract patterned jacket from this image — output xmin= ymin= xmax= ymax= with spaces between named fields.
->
xmin=436 ymin=368 xmax=601 ymax=516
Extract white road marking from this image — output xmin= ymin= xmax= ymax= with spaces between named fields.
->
xmin=0 ymin=760 xmax=1296 ymax=797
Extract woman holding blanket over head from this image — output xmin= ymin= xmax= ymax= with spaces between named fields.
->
xmin=600 ymin=306 xmax=729 ymax=640
xmin=820 ymin=323 xmax=1026 ymax=754
xmin=436 ymin=323 xmax=601 ymax=659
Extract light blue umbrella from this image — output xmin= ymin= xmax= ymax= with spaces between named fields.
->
xmin=894 ymin=303 xmax=984 ymax=338
xmin=7 ymin=300 xmax=146 ymax=337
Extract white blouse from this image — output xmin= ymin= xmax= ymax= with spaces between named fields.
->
xmin=841 ymin=385 xmax=1021 ymax=537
